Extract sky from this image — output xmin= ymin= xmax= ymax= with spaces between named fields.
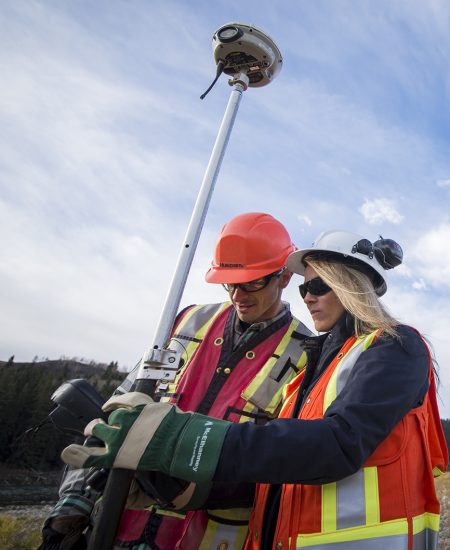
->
xmin=1 ymin=0 xmax=450 ymax=417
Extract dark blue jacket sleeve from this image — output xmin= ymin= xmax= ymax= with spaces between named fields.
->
xmin=213 ymin=325 xmax=430 ymax=485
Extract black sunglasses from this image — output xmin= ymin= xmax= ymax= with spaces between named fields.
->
xmin=223 ymin=267 xmax=286 ymax=293
xmin=299 ymin=277 xmax=332 ymax=299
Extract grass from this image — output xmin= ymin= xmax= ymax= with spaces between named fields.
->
xmin=0 ymin=515 xmax=42 ymax=550
xmin=0 ymin=473 xmax=449 ymax=549
xmin=436 ymin=472 xmax=450 ymax=548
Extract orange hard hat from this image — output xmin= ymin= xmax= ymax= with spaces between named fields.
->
xmin=205 ymin=212 xmax=296 ymax=284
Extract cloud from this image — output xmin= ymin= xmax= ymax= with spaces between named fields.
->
xmin=296 ymin=214 xmax=312 ymax=228
xmin=384 ymin=285 xmax=450 ymax=417
xmin=412 ymin=278 xmax=427 ymax=291
xmin=410 ymin=223 xmax=450 ymax=287
xmin=437 ymin=179 xmax=450 ymax=188
xmin=359 ymin=198 xmax=404 ymax=225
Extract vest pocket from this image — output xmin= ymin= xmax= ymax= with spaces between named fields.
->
xmin=365 ymin=417 xmax=408 ymax=466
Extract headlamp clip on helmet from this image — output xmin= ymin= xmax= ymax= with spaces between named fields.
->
xmin=352 ymin=237 xmax=403 ymax=270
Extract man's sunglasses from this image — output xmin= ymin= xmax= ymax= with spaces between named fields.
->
xmin=223 ymin=267 xmax=286 ymax=293
xmin=299 ymin=277 xmax=332 ymax=299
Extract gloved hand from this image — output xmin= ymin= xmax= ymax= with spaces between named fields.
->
xmin=61 ymin=392 xmax=230 ymax=484
xmin=134 ymin=471 xmax=212 ymax=511
xmin=128 ymin=475 xmax=209 ymax=511
xmin=38 ymin=515 xmax=88 ymax=550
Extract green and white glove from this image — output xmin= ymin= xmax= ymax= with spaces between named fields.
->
xmin=61 ymin=392 xmax=230 ymax=484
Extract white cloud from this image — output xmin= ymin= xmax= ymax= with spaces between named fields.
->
xmin=359 ymin=198 xmax=404 ymax=225
xmin=437 ymin=179 xmax=450 ymax=188
xmin=395 ymin=263 xmax=412 ymax=278
xmin=296 ymin=214 xmax=312 ymax=228
xmin=384 ymin=285 xmax=450 ymax=417
xmin=410 ymin=223 xmax=450 ymax=287
xmin=412 ymin=278 xmax=427 ymax=291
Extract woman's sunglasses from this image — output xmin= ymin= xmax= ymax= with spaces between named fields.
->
xmin=299 ymin=277 xmax=332 ymax=299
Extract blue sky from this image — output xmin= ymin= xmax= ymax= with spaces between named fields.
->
xmin=1 ymin=1 xmax=449 ymax=417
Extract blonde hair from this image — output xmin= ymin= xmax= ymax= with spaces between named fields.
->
xmin=305 ymin=258 xmax=399 ymax=338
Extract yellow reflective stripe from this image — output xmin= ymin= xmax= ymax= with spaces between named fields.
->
xmin=412 ymin=512 xmax=440 ymax=534
xmin=323 ymin=332 xmax=378 ymax=413
xmin=242 ymin=318 xmax=304 ymax=415
xmin=322 ymin=464 xmax=379 ymax=533
xmin=206 ymin=507 xmax=251 ymax=521
xmin=361 ymin=330 xmax=379 ymax=351
xmin=198 ymin=518 xmax=220 ymax=549
xmin=194 ymin=302 xmax=230 ymax=339
xmin=238 ymin=401 xmax=258 ymax=423
xmin=171 ymin=302 xmax=229 ymax=379
xmin=243 ymin=355 xmax=277 ymax=398
xmin=363 ymin=467 xmax=379 ymax=525
xmin=321 ymin=482 xmax=337 ymax=533
xmin=198 ymin=520 xmax=248 ymax=550
xmin=297 ymin=513 xmax=437 ymax=547
xmin=323 ymin=338 xmax=362 ymax=412
xmin=323 ymin=362 xmax=339 ymax=413
xmin=154 ymin=508 xmax=186 ymax=519
xmin=298 ymin=517 xmax=408 ymax=547
xmin=173 ymin=304 xmax=207 ymax=367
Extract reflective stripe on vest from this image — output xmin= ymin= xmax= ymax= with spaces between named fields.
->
xmin=296 ymin=331 xmax=440 ymax=549
xmin=163 ymin=304 xmax=307 ymax=422
xmin=113 ymin=303 xmax=229 ymax=397
xmin=323 ymin=331 xmax=379 ymax=413
xmin=198 ymin=510 xmax=250 ymax=550
xmin=239 ymin=318 xmax=307 ymax=420
xmin=170 ymin=302 xmax=230 ymax=377
xmin=295 ymin=512 xmax=439 ymax=548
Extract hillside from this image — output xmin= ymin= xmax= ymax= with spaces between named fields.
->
xmin=0 ymin=358 xmax=126 ymax=472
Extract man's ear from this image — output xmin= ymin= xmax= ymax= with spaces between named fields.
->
xmin=279 ymin=270 xmax=293 ymax=289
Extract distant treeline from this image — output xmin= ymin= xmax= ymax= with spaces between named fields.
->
xmin=442 ymin=419 xmax=450 ymax=466
xmin=0 ymin=359 xmax=449 ymax=472
xmin=0 ymin=358 xmax=126 ymax=471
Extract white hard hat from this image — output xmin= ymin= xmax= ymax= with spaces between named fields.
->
xmin=287 ymin=230 xmax=402 ymax=296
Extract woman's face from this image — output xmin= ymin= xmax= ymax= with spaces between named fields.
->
xmin=303 ymin=265 xmax=345 ymax=332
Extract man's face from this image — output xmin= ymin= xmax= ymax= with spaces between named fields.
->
xmin=226 ymin=270 xmax=292 ymax=324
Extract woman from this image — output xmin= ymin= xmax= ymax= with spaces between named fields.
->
xmin=63 ymin=230 xmax=448 ymax=550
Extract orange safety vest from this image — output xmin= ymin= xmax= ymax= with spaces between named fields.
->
xmin=246 ymin=330 xmax=448 ymax=550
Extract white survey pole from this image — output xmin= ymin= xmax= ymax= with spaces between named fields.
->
xmin=87 ymin=22 xmax=282 ymax=549
xmin=142 ymin=76 xmax=248 ymax=362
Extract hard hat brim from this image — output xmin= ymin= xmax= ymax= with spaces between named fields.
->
xmin=286 ymin=249 xmax=311 ymax=276
xmin=205 ymin=266 xmax=280 ymax=284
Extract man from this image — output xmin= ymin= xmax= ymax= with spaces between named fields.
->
xmin=40 ymin=212 xmax=311 ymax=550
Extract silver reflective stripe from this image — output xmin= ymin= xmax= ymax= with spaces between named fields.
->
xmin=168 ymin=302 xmax=227 ymax=359
xmin=174 ymin=302 xmax=226 ymax=338
xmin=321 ymin=334 xmax=380 ymax=535
xmin=336 ymin=470 xmax=366 ymax=530
xmin=297 ymin=534 xmax=408 ymax=549
xmin=335 ymin=343 xmax=367 ymax=396
xmin=116 ymin=304 xmax=227 ymax=396
xmin=246 ymin=321 xmax=309 ymax=412
xmin=413 ymin=528 xmax=438 ymax=549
